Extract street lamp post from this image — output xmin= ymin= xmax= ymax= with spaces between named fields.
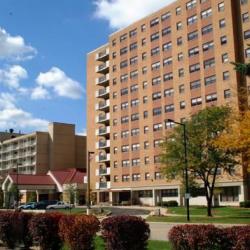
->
xmin=167 ymin=119 xmax=190 ymax=221
xmin=87 ymin=151 xmax=94 ymax=215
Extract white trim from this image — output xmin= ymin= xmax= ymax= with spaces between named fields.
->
xmin=1 ymin=175 xmax=13 ymax=191
xmin=87 ymin=43 xmax=109 ymax=55
xmin=47 ymin=171 xmax=63 ymax=192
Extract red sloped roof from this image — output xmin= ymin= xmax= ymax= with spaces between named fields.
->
xmin=9 ymin=174 xmax=55 ymax=186
xmin=50 ymin=168 xmax=86 ymax=185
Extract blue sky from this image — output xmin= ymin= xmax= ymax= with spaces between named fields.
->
xmin=0 ymin=0 xmax=172 ymax=134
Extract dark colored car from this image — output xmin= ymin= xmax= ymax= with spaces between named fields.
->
xmin=32 ymin=200 xmax=58 ymax=209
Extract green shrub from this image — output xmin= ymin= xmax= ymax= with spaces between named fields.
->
xmin=240 ymin=200 xmax=250 ymax=208
xmin=159 ymin=200 xmax=178 ymax=207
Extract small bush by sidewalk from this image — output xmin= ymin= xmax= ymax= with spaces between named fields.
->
xmin=59 ymin=214 xmax=100 ymax=250
xmin=101 ymin=215 xmax=150 ymax=250
xmin=169 ymin=224 xmax=250 ymax=250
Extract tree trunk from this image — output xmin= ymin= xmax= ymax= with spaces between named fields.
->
xmin=207 ymin=197 xmax=213 ymax=217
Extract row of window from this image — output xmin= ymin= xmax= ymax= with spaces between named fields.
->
xmin=114 ymin=171 xmax=163 ymax=182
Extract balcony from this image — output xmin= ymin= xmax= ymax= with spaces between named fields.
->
xmin=96 ymin=167 xmax=111 ymax=176
xmin=95 ymin=100 xmax=110 ymax=111
xmin=96 ymin=48 xmax=109 ymax=61
xmin=96 ymin=74 xmax=109 ymax=86
xmin=96 ymin=87 xmax=110 ymax=99
xmin=96 ymin=140 xmax=110 ymax=149
xmin=96 ymin=113 xmax=110 ymax=124
xmin=96 ymin=61 xmax=109 ymax=74
xmin=96 ymin=153 xmax=110 ymax=162
xmin=96 ymin=126 xmax=110 ymax=136
xmin=96 ymin=181 xmax=111 ymax=189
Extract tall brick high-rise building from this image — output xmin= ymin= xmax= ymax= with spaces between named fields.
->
xmin=87 ymin=0 xmax=250 ymax=206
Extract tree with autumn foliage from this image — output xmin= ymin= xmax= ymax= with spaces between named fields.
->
xmin=161 ymin=106 xmax=237 ymax=217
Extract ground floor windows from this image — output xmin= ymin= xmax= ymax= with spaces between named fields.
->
xmin=220 ymin=186 xmax=239 ymax=202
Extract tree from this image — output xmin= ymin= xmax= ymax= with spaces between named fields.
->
xmin=161 ymin=106 xmax=237 ymax=216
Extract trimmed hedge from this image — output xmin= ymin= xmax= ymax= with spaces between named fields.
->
xmin=169 ymin=225 xmax=250 ymax=250
xmin=59 ymin=214 xmax=100 ymax=250
xmin=240 ymin=200 xmax=250 ymax=208
xmin=101 ymin=215 xmax=150 ymax=250
xmin=29 ymin=212 xmax=63 ymax=250
xmin=157 ymin=200 xmax=178 ymax=207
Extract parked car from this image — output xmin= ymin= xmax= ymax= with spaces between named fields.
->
xmin=46 ymin=201 xmax=74 ymax=210
xmin=18 ymin=202 xmax=37 ymax=210
xmin=33 ymin=200 xmax=58 ymax=210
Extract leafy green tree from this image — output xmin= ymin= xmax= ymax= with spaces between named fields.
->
xmin=161 ymin=106 xmax=237 ymax=216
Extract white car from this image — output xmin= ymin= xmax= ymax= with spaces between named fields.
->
xmin=46 ymin=201 xmax=74 ymax=210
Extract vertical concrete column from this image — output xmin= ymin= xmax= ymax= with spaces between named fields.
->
xmin=36 ymin=190 xmax=39 ymax=202
xmin=152 ymin=189 xmax=156 ymax=206
xmin=109 ymin=191 xmax=113 ymax=205
xmin=97 ymin=191 xmax=100 ymax=204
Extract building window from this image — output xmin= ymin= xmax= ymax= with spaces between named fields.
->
xmin=223 ymin=71 xmax=230 ymax=80
xmin=122 ymin=175 xmax=130 ymax=182
xmin=186 ymin=0 xmax=197 ymax=10
xmin=177 ymin=37 xmax=183 ymax=46
xmin=218 ymin=2 xmax=225 ymax=12
xmin=141 ymin=24 xmax=146 ymax=32
xmin=189 ymin=46 xmax=199 ymax=57
xmin=122 ymin=160 xmax=130 ymax=167
xmin=176 ymin=6 xmax=181 ymax=15
xmin=129 ymin=28 xmax=137 ymax=37
xmin=153 ymin=107 xmax=162 ymax=116
xmin=220 ymin=36 xmax=227 ymax=45
xmin=152 ymin=76 xmax=161 ymax=85
xmin=165 ymin=104 xmax=174 ymax=113
xmin=153 ymin=123 xmax=163 ymax=131
xmin=201 ymin=8 xmax=212 ymax=19
xmin=142 ymin=66 xmax=147 ymax=75
xmin=143 ymin=81 xmax=148 ymax=89
xmin=162 ymin=12 xmax=171 ymax=21
xmin=130 ymin=70 xmax=138 ymax=79
xmin=121 ymin=145 xmax=129 ymax=153
xmin=121 ymin=102 xmax=128 ymax=110
xmin=161 ymin=189 xmax=178 ymax=197
xmin=143 ymin=111 xmax=148 ymax=118
xmin=178 ymin=52 xmax=184 ymax=61
xmin=151 ymin=61 xmax=161 ymax=71
xmin=114 ymin=161 xmax=118 ymax=168
xmin=163 ymin=42 xmax=172 ymax=51
xmin=190 ymin=80 xmax=201 ymax=89
xmin=155 ymin=172 xmax=162 ymax=179
xmin=152 ymin=91 xmax=161 ymax=100
xmin=131 ymin=113 xmax=139 ymax=121
xmin=132 ymin=143 xmax=140 ymax=151
xmin=163 ymin=57 xmax=173 ymax=66
xmin=219 ymin=19 xmax=226 ymax=28
xmin=165 ymin=120 xmax=175 ymax=129
xmin=130 ymin=42 xmax=137 ymax=51
xmin=151 ymin=47 xmax=160 ymax=56
xmin=141 ymin=38 xmax=146 ymax=46
xmin=180 ymin=101 xmax=186 ymax=109
xmin=120 ymin=60 xmax=128 ymax=69
xmin=121 ymin=116 xmax=129 ymax=124
xmin=113 ymin=105 xmax=118 ymax=112
xmin=191 ymin=97 xmax=202 ymax=106
xmin=112 ymin=39 xmax=116 ymax=46
xmin=164 ymin=72 xmax=173 ymax=81
xmin=222 ymin=53 xmax=229 ymax=63
xmin=143 ymin=96 xmax=148 ymax=104
xmin=112 ymin=52 xmax=116 ymax=59
xmin=224 ymin=89 xmax=231 ymax=99
xmin=179 ymin=84 xmax=185 ymax=93
xmin=120 ymin=74 xmax=128 ymax=83
xmin=120 ymin=33 xmax=127 ymax=42
xmin=121 ymin=88 xmax=128 ymax=96
xmin=120 ymin=47 xmax=128 ymax=55
xmin=246 ymin=48 xmax=250 ymax=58
xmin=150 ymin=17 xmax=159 ymax=27
xmin=151 ymin=32 xmax=160 ymax=41
xmin=176 ymin=22 xmax=182 ymax=30
xmin=130 ymin=56 xmax=138 ymax=65
xmin=132 ymin=173 xmax=141 ymax=181
xmin=113 ymin=147 xmax=118 ymax=154
xmin=162 ymin=27 xmax=171 ymax=36
xmin=202 ymin=24 xmax=213 ymax=35
xmin=244 ymin=30 xmax=250 ymax=39
xmin=204 ymin=58 xmax=215 ymax=69
xmin=220 ymin=186 xmax=239 ymax=202
xmin=188 ymin=30 xmax=198 ymax=41
xmin=114 ymin=176 xmax=118 ymax=182
xmin=178 ymin=68 xmax=184 ymax=77
xmin=132 ymin=158 xmax=140 ymax=166
xmin=206 ymin=93 xmax=217 ymax=102
xmin=241 ymin=0 xmax=248 ymax=4
xmin=164 ymin=88 xmax=174 ymax=97
xmin=145 ymin=173 xmax=151 ymax=180
xmin=242 ymin=12 xmax=249 ymax=23
xmin=131 ymin=99 xmax=139 ymax=107
xmin=154 ymin=139 xmax=163 ymax=148
xmin=189 ymin=63 xmax=200 ymax=73
xmin=142 ymin=52 xmax=147 ymax=60
xmin=187 ymin=15 xmax=198 ymax=25
xmin=131 ymin=128 xmax=140 ymax=136
xmin=144 ymin=126 xmax=149 ymax=134
xmin=121 ymin=130 xmax=129 ymax=138
xmin=203 ymin=41 xmax=214 ymax=51
xmin=144 ymin=141 xmax=149 ymax=149
xmin=130 ymin=84 xmax=138 ymax=93
xmin=205 ymin=75 xmax=216 ymax=86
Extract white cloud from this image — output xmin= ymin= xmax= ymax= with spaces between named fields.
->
xmin=36 ymin=67 xmax=84 ymax=99
xmin=0 ymin=27 xmax=37 ymax=61
xmin=31 ymin=86 xmax=50 ymax=100
xmin=94 ymin=0 xmax=174 ymax=29
xmin=0 ymin=65 xmax=28 ymax=89
xmin=0 ymin=93 xmax=48 ymax=131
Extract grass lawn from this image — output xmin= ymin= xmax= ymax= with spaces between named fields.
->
xmin=148 ymin=206 xmax=250 ymax=224
xmin=63 ymin=237 xmax=171 ymax=250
